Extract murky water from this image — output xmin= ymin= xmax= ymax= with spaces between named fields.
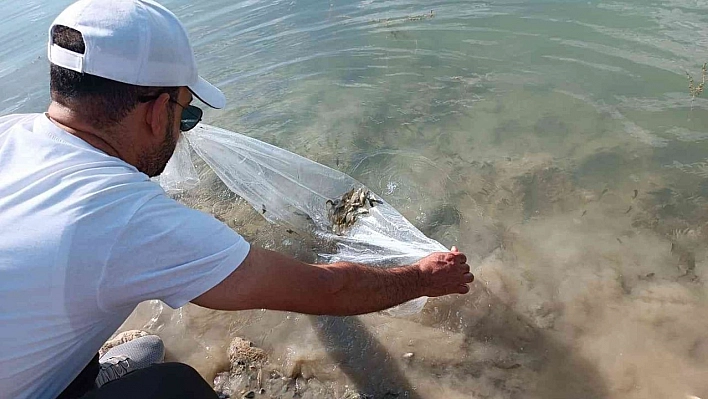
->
xmin=5 ymin=0 xmax=708 ymax=397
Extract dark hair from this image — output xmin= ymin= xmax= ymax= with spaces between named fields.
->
xmin=50 ymin=25 xmax=179 ymax=129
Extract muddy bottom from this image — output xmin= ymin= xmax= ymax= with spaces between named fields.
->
xmin=117 ymin=152 xmax=708 ymax=399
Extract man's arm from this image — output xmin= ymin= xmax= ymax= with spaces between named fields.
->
xmin=192 ymin=246 xmax=474 ymax=316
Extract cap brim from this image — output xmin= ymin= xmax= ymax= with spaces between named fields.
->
xmin=189 ymin=76 xmax=226 ymax=109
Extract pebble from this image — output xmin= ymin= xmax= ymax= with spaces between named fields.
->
xmin=402 ymin=352 xmax=414 ymax=359
xmin=244 ymin=391 xmax=256 ymax=399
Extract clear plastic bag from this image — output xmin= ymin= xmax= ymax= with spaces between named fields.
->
xmin=156 ymin=134 xmax=200 ymax=194
xmin=164 ymin=124 xmax=450 ymax=315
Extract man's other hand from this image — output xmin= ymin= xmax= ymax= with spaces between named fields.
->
xmin=415 ymin=246 xmax=474 ymax=297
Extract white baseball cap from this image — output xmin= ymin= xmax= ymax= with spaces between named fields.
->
xmin=48 ymin=0 xmax=226 ymax=109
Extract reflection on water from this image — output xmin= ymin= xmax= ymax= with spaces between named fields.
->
xmin=4 ymin=0 xmax=708 ymax=397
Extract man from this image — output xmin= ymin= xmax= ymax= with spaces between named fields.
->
xmin=0 ymin=0 xmax=474 ymax=398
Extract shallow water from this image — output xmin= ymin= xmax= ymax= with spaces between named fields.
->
xmin=5 ymin=0 xmax=708 ymax=397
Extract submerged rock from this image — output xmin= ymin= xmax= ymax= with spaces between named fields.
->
xmin=228 ymin=337 xmax=267 ymax=370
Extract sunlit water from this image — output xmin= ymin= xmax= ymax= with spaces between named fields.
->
xmin=4 ymin=0 xmax=708 ymax=397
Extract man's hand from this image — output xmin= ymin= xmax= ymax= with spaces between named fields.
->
xmin=415 ymin=246 xmax=474 ymax=297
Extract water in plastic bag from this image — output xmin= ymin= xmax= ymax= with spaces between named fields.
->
xmin=163 ymin=124 xmax=450 ymax=315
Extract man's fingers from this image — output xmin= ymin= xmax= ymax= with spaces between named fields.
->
xmin=451 ymin=246 xmax=458 ymax=253
xmin=457 ymin=253 xmax=467 ymax=264
xmin=458 ymin=284 xmax=470 ymax=294
xmin=443 ymin=250 xmax=466 ymax=264
xmin=463 ymin=272 xmax=474 ymax=283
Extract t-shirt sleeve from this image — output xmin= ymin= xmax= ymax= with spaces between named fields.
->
xmin=99 ymin=193 xmax=250 ymax=311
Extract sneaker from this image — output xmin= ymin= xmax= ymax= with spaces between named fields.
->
xmin=99 ymin=330 xmax=151 ymax=357
xmin=95 ymin=356 xmax=136 ymax=388
xmin=95 ymin=334 xmax=165 ymax=388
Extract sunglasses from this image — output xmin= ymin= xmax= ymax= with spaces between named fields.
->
xmin=138 ymin=95 xmax=203 ymax=132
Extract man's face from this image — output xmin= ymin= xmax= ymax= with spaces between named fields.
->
xmin=138 ymin=87 xmax=192 ymax=177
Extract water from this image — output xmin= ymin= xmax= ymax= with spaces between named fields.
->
xmin=4 ymin=0 xmax=708 ymax=397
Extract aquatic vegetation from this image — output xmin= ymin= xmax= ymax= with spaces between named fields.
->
xmin=686 ymin=63 xmax=707 ymax=110
xmin=686 ymin=63 xmax=706 ymax=100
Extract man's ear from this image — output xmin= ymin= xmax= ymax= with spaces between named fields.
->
xmin=144 ymin=93 xmax=171 ymax=139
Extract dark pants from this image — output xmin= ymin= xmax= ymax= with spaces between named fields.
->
xmin=56 ymin=354 xmax=218 ymax=399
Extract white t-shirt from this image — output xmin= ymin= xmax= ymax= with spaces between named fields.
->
xmin=0 ymin=113 xmax=250 ymax=399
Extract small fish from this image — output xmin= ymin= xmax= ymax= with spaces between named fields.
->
xmin=327 ymin=187 xmax=379 ymax=234
xmin=261 ymin=204 xmax=266 ymax=214
xmin=367 ymin=197 xmax=383 ymax=207
xmin=286 ymin=229 xmax=294 ymax=234
xmin=599 ymin=188 xmax=609 ymax=199
xmin=625 ymin=206 xmax=632 ymax=214
xmin=581 ymin=210 xmax=587 ymax=217
xmin=632 ymin=189 xmax=638 ymax=199
xmin=617 ymin=237 xmax=623 ymax=244
xmin=335 ymin=157 xmax=340 ymax=167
